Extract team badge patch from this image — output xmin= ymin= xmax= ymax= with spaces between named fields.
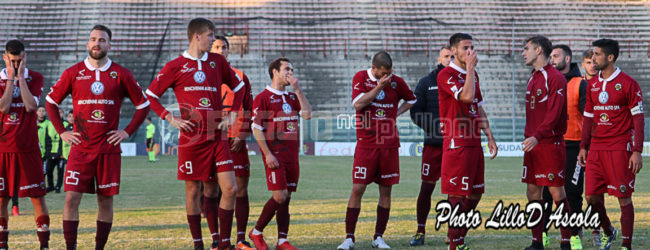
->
xmin=376 ymin=108 xmax=385 ymax=118
xmin=287 ymin=122 xmax=296 ymax=132
xmin=614 ymin=83 xmax=622 ymax=91
xmin=199 ymin=97 xmax=211 ymax=107
xmin=599 ymin=113 xmax=609 ymax=122
xmin=619 ymin=184 xmax=627 ymax=193
xmin=193 ymin=71 xmax=206 ymax=84
xmin=547 ymin=173 xmax=555 ymax=181
xmin=209 ymin=61 xmax=216 ymax=69
xmin=598 ymin=91 xmax=609 ymax=104
xmin=536 ymin=89 xmax=542 ymax=96
xmin=390 ymin=81 xmax=397 ymax=89
xmin=282 ymin=103 xmax=292 ymax=114
xmin=91 ymin=81 xmax=104 ymax=95
xmin=376 ymin=90 xmax=386 ymax=100
xmin=8 ymin=112 xmax=18 ymax=122
xmin=91 ymin=110 xmax=105 ymax=120
xmin=110 ymin=71 xmax=118 ymax=79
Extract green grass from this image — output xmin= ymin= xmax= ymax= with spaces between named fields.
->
xmin=6 ymin=156 xmax=650 ymax=249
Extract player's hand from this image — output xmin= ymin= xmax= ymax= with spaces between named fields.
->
xmin=2 ymin=53 xmax=14 ymax=80
xmin=577 ymin=148 xmax=588 ymax=167
xmin=286 ymin=74 xmax=300 ymax=91
xmin=230 ymin=136 xmax=245 ymax=152
xmin=61 ymin=131 xmax=82 ymax=145
xmin=265 ymin=153 xmax=279 ymax=169
xmin=376 ymin=73 xmax=392 ymax=90
xmin=488 ymin=137 xmax=498 ymax=159
xmin=106 ymin=130 xmax=129 ymax=146
xmin=218 ymin=112 xmax=237 ymax=131
xmin=166 ymin=114 xmax=195 ymax=133
xmin=521 ymin=137 xmax=538 ymax=152
xmin=466 ymin=49 xmax=478 ymax=70
xmin=629 ymin=151 xmax=642 ymax=174
xmin=16 ymin=53 xmax=26 ymax=79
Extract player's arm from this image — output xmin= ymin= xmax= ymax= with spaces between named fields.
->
xmin=578 ymin=85 xmax=595 ymax=167
xmin=353 ymin=74 xmax=391 ymax=111
xmin=46 ymin=69 xmax=80 ymax=145
xmin=286 ymin=75 xmax=312 ymax=120
xmin=221 ymin=62 xmax=246 ymax=129
xmin=0 ymin=54 xmax=15 ymax=114
xmin=479 ymin=106 xmax=498 ymax=159
xmin=107 ymin=70 xmax=151 ymax=146
xmin=236 ymin=74 xmax=254 ymax=139
xmin=15 ymin=54 xmax=37 ymax=112
xmin=531 ymin=77 xmax=567 ymax=141
xmin=409 ymin=76 xmax=429 ymax=130
xmin=628 ymin=81 xmax=644 ymax=174
xmin=395 ymin=78 xmax=417 ymax=116
xmin=251 ymin=97 xmax=279 ymax=168
xmin=146 ymin=64 xmax=195 ymax=132
xmin=457 ymin=50 xmax=478 ymax=104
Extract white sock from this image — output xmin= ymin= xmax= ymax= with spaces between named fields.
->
xmin=278 ymin=238 xmax=288 ymax=245
xmin=252 ymin=228 xmax=263 ymax=236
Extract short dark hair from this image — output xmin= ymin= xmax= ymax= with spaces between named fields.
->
xmin=146 ymin=117 xmax=152 ymax=122
xmin=372 ymin=51 xmax=392 ymax=69
xmin=592 ymin=39 xmax=619 ymax=62
xmin=215 ymin=35 xmax=229 ymax=48
xmin=582 ymin=49 xmax=594 ymax=60
xmin=268 ymin=57 xmax=291 ymax=80
xmin=187 ymin=18 xmax=215 ymax=42
xmin=5 ymin=40 xmax=24 ymax=55
xmin=441 ymin=46 xmax=451 ymax=51
xmin=525 ymin=36 xmax=552 ymax=58
xmin=449 ymin=33 xmax=473 ymax=48
xmin=91 ymin=25 xmax=112 ymax=40
xmin=67 ymin=111 xmax=73 ymax=116
xmin=552 ymin=44 xmax=572 ymax=61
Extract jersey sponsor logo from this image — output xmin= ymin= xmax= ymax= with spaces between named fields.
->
xmin=598 ymin=91 xmax=609 ymax=104
xmin=193 ymin=71 xmax=206 ymax=84
xmin=270 ymin=95 xmax=281 ymax=103
xmin=98 ymin=182 xmax=119 ymax=189
xmin=91 ymin=81 xmax=104 ymax=95
xmin=183 ymin=86 xmax=218 ymax=92
xmin=614 ymin=83 xmax=622 ymax=91
xmin=11 ymin=86 xmax=20 ymax=98
xmin=77 ymin=99 xmax=115 ymax=105
xmin=287 ymin=122 xmax=296 ymax=132
xmin=376 ymin=90 xmax=386 ymax=100
xmin=180 ymin=63 xmax=195 ymax=73
xmin=91 ymin=109 xmax=105 ymax=121
xmin=375 ymin=108 xmax=385 ymax=118
xmin=209 ymin=61 xmax=216 ymax=68
xmin=593 ymin=105 xmax=620 ymax=111
xmin=272 ymin=115 xmax=299 ymax=122
xmin=369 ymin=102 xmax=393 ymax=108
xmin=282 ymin=103 xmax=292 ymax=114
xmin=76 ymin=69 xmax=91 ymax=80
xmin=599 ymin=113 xmax=609 ymax=122
xmin=110 ymin=71 xmax=118 ymax=79
xmin=198 ymin=97 xmax=211 ymax=107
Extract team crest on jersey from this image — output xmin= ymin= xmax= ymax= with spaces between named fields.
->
xmin=91 ymin=81 xmax=104 ymax=95
xmin=290 ymin=95 xmax=295 ymax=101
xmin=376 ymin=108 xmax=386 ymax=118
xmin=91 ymin=110 xmax=105 ymax=120
xmin=619 ymin=184 xmax=626 ymax=193
xmin=7 ymin=112 xmax=18 ymax=123
xmin=614 ymin=83 xmax=622 ymax=91
xmin=11 ymin=86 xmax=20 ymax=98
xmin=376 ymin=90 xmax=386 ymax=101
xmin=109 ymin=71 xmax=118 ymax=79
xmin=599 ymin=113 xmax=609 ymax=122
xmin=469 ymin=105 xmax=477 ymax=115
xmin=536 ymin=89 xmax=542 ymax=96
xmin=282 ymin=103 xmax=292 ymax=114
xmin=209 ymin=61 xmax=216 ymax=69
xmin=390 ymin=81 xmax=397 ymax=89
xmin=287 ymin=122 xmax=296 ymax=132
xmin=547 ymin=173 xmax=555 ymax=181
xmin=193 ymin=71 xmax=206 ymax=84
xmin=198 ymin=97 xmax=211 ymax=107
xmin=598 ymin=91 xmax=609 ymax=104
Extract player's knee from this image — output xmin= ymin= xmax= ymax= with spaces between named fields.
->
xmin=236 ymin=186 xmax=248 ymax=197
xmin=220 ymin=183 xmax=237 ymax=198
xmin=272 ymin=191 xmax=288 ymax=204
xmin=65 ymin=194 xmax=82 ymax=206
xmin=618 ymin=197 xmax=632 ymax=206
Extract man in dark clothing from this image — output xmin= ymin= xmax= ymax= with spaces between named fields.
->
xmin=543 ymin=44 xmax=588 ymax=248
xmin=408 ymin=46 xmax=452 ymax=246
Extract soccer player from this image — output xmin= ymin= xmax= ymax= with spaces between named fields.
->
xmin=145 ymin=117 xmax=156 ymax=162
xmin=545 ymin=44 xmax=587 ymax=249
xmin=437 ymin=33 xmax=497 ymax=250
xmin=45 ymin=25 xmax=150 ymax=250
xmin=337 ymin=51 xmax=416 ymax=250
xmin=581 ymin=49 xmax=597 ymax=81
xmin=248 ymin=57 xmax=312 ymax=250
xmin=578 ymin=39 xmax=644 ymax=250
xmin=146 ymin=18 xmax=245 ymax=250
xmin=0 ymin=39 xmax=50 ymax=250
xmin=520 ymin=36 xmax=572 ymax=250
xmin=408 ymin=46 xmax=452 ymax=246
xmin=211 ymin=35 xmax=255 ymax=250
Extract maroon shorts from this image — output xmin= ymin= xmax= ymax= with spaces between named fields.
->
xmin=0 ymin=152 xmax=46 ymax=197
xmin=263 ymin=153 xmax=299 ymax=192
xmin=352 ymin=147 xmax=399 ymax=186
xmin=177 ymin=140 xmax=234 ymax=182
xmin=421 ymin=145 xmax=442 ymax=182
xmin=522 ymin=142 xmax=566 ymax=187
xmin=231 ymin=144 xmax=250 ymax=178
xmin=441 ymin=146 xmax=484 ymax=196
xmin=585 ymin=150 xmax=635 ymax=198
xmin=64 ymin=150 xmax=121 ymax=196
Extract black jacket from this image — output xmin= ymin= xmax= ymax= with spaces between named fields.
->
xmin=410 ymin=64 xmax=444 ymax=146
xmin=564 ymin=62 xmax=587 ymax=114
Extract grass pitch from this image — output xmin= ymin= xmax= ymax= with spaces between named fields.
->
xmin=5 ymin=155 xmax=650 ymax=249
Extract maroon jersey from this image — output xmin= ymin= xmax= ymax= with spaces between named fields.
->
xmin=0 ymin=69 xmax=43 ymax=152
xmin=46 ymin=58 xmax=149 ymax=153
xmin=351 ymin=69 xmax=416 ymax=148
xmin=583 ymin=68 xmax=643 ymax=151
xmin=437 ymin=62 xmax=484 ymax=148
xmin=146 ymin=51 xmax=244 ymax=146
xmin=524 ymin=64 xmax=567 ymax=142
xmin=251 ymin=86 xmax=302 ymax=157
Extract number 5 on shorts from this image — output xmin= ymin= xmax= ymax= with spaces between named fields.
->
xmin=66 ymin=170 xmax=80 ymax=185
xmin=354 ymin=166 xmax=367 ymax=179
